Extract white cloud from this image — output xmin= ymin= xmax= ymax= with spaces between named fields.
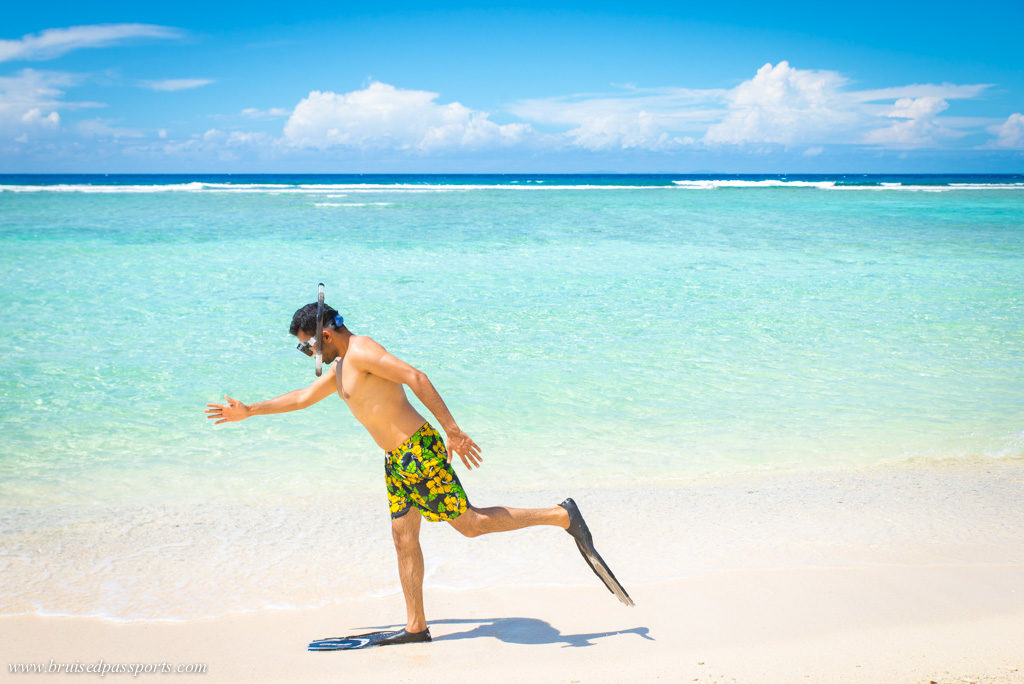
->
xmin=863 ymin=96 xmax=956 ymax=147
xmin=283 ymin=81 xmax=530 ymax=151
xmin=986 ymin=112 xmax=1024 ymax=149
xmin=241 ymin=106 xmax=290 ymax=119
xmin=509 ymin=87 xmax=721 ymax=150
xmin=202 ymin=128 xmax=226 ymax=142
xmin=5 ymin=60 xmax=1006 ymax=162
xmin=704 ymin=61 xmax=859 ymax=145
xmin=0 ymin=24 xmax=182 ymax=63
xmin=0 ymin=68 xmax=75 ymax=105
xmin=225 ymin=130 xmax=267 ymax=146
xmin=21 ymin=107 xmax=60 ymax=127
xmin=76 ymin=118 xmax=144 ymax=138
xmin=853 ymin=83 xmax=991 ymax=103
xmin=0 ymin=68 xmax=110 ymax=141
xmin=510 ymin=61 xmax=990 ymax=151
xmin=143 ymin=78 xmax=213 ymax=92
xmin=0 ymin=69 xmax=72 ymax=138
xmin=135 ymin=127 xmax=279 ymax=163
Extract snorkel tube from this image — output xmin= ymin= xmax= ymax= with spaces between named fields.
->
xmin=315 ymin=282 xmax=325 ymax=377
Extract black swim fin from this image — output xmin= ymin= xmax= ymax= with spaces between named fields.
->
xmin=308 ymin=628 xmax=432 ymax=651
xmin=308 ymin=630 xmax=394 ymax=647
xmin=558 ymin=498 xmax=635 ymax=607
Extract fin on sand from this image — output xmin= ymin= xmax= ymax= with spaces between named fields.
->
xmin=558 ymin=498 xmax=635 ymax=607
xmin=308 ymin=628 xmax=432 ymax=651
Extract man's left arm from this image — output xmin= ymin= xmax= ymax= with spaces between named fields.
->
xmin=350 ymin=337 xmax=482 ymax=469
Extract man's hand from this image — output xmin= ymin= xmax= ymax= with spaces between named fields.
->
xmin=204 ymin=395 xmax=250 ymax=425
xmin=446 ymin=427 xmax=483 ymax=470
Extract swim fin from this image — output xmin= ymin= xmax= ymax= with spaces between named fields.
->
xmin=308 ymin=628 xmax=432 ymax=651
xmin=558 ymin=498 xmax=634 ymax=606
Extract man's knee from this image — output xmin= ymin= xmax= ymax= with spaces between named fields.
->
xmin=451 ymin=510 xmax=482 ymax=538
xmin=392 ymin=528 xmax=420 ymax=551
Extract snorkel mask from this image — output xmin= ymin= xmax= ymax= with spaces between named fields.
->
xmin=295 ymin=282 xmax=343 ymax=377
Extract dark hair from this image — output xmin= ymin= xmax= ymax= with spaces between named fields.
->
xmin=290 ymin=302 xmax=340 ymax=336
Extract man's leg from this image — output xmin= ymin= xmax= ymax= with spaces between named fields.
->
xmin=391 ymin=510 xmax=427 ymax=633
xmin=447 ymin=504 xmax=569 ymax=538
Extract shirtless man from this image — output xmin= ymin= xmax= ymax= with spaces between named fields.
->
xmin=205 ymin=300 xmax=632 ymax=648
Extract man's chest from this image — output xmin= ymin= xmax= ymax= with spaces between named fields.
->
xmin=335 ymin=362 xmax=398 ymax=408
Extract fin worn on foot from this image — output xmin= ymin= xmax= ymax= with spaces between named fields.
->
xmin=558 ymin=498 xmax=635 ymax=607
xmin=308 ymin=630 xmax=394 ymax=647
xmin=308 ymin=628 xmax=432 ymax=651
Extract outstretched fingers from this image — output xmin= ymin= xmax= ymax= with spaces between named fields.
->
xmin=458 ymin=442 xmax=483 ymax=469
xmin=204 ymin=395 xmax=239 ymax=425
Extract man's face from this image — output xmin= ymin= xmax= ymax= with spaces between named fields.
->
xmin=295 ymin=330 xmax=340 ymax=364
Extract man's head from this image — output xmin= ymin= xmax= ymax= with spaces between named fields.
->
xmin=290 ymin=302 xmax=349 ymax=364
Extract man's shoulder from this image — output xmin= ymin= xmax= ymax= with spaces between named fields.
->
xmin=346 ymin=334 xmax=384 ymax=355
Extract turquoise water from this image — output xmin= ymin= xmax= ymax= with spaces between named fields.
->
xmin=1 ymin=177 xmax=1023 ymax=507
xmin=2 ymin=175 xmax=1023 ymax=618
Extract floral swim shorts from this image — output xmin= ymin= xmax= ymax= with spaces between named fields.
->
xmin=385 ymin=422 xmax=468 ymax=522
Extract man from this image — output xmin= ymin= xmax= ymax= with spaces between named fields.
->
xmin=205 ymin=299 xmax=632 ymax=649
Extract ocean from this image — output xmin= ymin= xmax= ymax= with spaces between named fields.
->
xmin=2 ymin=173 xmax=1022 ymax=619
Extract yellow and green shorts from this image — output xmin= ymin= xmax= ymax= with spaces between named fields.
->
xmin=385 ymin=422 xmax=468 ymax=522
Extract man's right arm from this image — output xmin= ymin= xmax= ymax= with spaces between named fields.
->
xmin=205 ymin=363 xmax=337 ymax=424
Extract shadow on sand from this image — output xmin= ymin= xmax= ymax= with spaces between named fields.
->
xmin=355 ymin=617 xmax=653 ymax=648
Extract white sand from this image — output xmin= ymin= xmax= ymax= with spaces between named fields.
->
xmin=3 ymin=459 xmax=1023 ymax=683
xmin=3 ymin=569 xmax=1023 ymax=683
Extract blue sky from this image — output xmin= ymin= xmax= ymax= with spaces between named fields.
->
xmin=2 ymin=1 xmax=1022 ymax=172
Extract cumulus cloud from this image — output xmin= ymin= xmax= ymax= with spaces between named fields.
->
xmin=509 ymin=61 xmax=990 ymax=151
xmin=0 ymin=24 xmax=182 ymax=63
xmin=704 ymin=61 xmax=860 ymax=145
xmin=509 ymin=62 xmax=868 ymax=150
xmin=283 ymin=81 xmax=530 ymax=151
xmin=142 ymin=78 xmax=213 ymax=92
xmin=21 ymin=107 xmax=60 ymax=127
xmin=986 ymin=112 xmax=1024 ymax=149
xmin=862 ymin=96 xmax=955 ymax=147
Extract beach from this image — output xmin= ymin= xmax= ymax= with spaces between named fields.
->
xmin=1 ymin=175 xmax=1023 ymax=681
xmin=4 ymin=459 xmax=1023 ymax=682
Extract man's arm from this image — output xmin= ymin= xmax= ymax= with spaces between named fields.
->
xmin=205 ymin=362 xmax=337 ymax=424
xmin=348 ymin=336 xmax=482 ymax=469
